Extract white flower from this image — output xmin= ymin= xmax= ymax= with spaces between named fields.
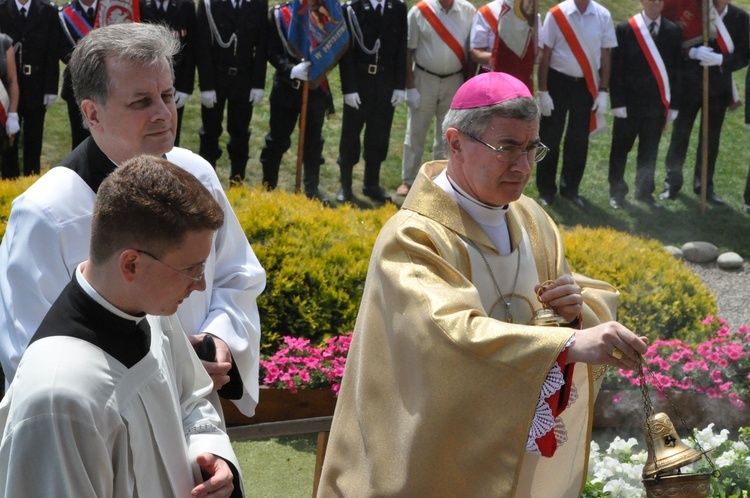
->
xmin=606 ymin=436 xmax=640 ymax=457
xmin=715 ymin=449 xmax=738 ymax=467
xmin=603 ymin=478 xmax=646 ymax=498
xmin=694 ymin=424 xmax=729 ymax=450
xmin=732 ymin=440 xmax=749 ymax=452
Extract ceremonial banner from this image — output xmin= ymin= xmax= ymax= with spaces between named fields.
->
xmin=95 ymin=0 xmax=140 ymax=28
xmin=662 ymin=0 xmax=711 ymax=47
xmin=287 ymin=0 xmax=349 ymax=82
xmin=491 ymin=0 xmax=536 ymax=91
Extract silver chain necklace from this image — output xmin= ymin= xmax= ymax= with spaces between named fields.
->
xmin=467 ymin=239 xmax=521 ymax=323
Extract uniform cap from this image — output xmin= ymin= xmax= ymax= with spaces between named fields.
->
xmin=450 ymin=72 xmax=532 ymax=109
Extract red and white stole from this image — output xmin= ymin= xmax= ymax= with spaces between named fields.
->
xmin=550 ymin=5 xmax=604 ymax=136
xmin=629 ymin=14 xmax=670 ymax=118
xmin=416 ymin=0 xmax=468 ymax=68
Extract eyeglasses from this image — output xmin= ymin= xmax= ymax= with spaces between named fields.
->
xmin=136 ymin=249 xmax=206 ymax=282
xmin=462 ymin=132 xmax=549 ymax=163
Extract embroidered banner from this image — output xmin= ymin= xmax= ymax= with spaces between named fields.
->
xmin=287 ymin=0 xmax=350 ymax=82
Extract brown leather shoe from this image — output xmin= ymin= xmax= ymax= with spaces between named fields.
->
xmin=396 ymin=183 xmax=411 ymax=196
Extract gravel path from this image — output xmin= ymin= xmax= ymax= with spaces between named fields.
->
xmin=682 ymin=260 xmax=750 ymax=329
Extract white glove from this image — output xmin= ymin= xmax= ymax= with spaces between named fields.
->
xmin=290 ymin=61 xmax=311 ymax=81
xmin=200 ymin=90 xmax=217 ymax=108
xmin=249 ymin=88 xmax=264 ymax=106
xmin=43 ymin=94 xmax=58 ymax=108
xmin=612 ymin=107 xmax=627 ymax=119
xmin=538 ymin=91 xmax=554 ymax=116
xmin=668 ymin=109 xmax=679 ymax=123
xmin=405 ymin=88 xmax=420 ymax=109
xmin=689 ymin=46 xmax=723 ymax=66
xmin=391 ymin=89 xmax=405 ymax=107
xmin=174 ymin=91 xmax=189 ymax=109
xmin=5 ymin=112 xmax=19 ymax=136
xmin=343 ymin=92 xmax=361 ymax=109
xmin=592 ymin=91 xmax=608 ymax=114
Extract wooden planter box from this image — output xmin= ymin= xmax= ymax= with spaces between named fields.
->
xmin=594 ymin=389 xmax=750 ymax=430
xmin=222 ymin=386 xmax=338 ymax=427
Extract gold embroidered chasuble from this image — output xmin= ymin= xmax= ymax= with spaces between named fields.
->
xmin=318 ymin=161 xmax=618 ymax=497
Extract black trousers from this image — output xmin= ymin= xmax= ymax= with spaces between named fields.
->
xmin=259 ymin=79 xmax=328 ymax=192
xmin=664 ymin=98 xmax=727 ymax=195
xmin=3 ymin=105 xmax=48 ymax=177
xmin=199 ymin=90 xmax=254 ymax=181
xmin=337 ymin=69 xmax=396 ymax=188
xmin=608 ymin=113 xmax=665 ymax=199
xmin=537 ymin=69 xmax=594 ymax=198
xmin=174 ymin=105 xmax=186 ymax=147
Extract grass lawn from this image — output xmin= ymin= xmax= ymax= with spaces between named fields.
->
xmin=27 ymin=0 xmax=750 ymax=495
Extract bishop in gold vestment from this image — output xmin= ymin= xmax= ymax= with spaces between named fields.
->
xmin=318 ymin=73 xmax=647 ymax=497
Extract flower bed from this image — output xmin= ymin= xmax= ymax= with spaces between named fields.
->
xmin=602 ymin=316 xmax=750 ymax=410
xmin=583 ymin=425 xmax=750 ymax=497
xmin=260 ymin=333 xmax=352 ymax=394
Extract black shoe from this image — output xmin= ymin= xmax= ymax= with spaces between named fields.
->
xmin=336 ymin=186 xmax=353 ymax=203
xmin=707 ymin=192 xmax=725 ymax=205
xmin=362 ymin=185 xmax=392 ymax=203
xmin=538 ymin=195 xmax=554 ymax=207
xmin=659 ymin=189 xmax=678 ymax=201
xmin=609 ymin=197 xmax=628 ymax=210
xmin=743 ymin=204 xmax=750 ymax=214
xmin=305 ymin=189 xmax=330 ymax=206
xmin=635 ymin=194 xmax=661 ymax=209
xmin=561 ymin=193 xmax=585 ymax=208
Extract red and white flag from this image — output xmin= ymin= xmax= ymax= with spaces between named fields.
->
xmin=0 ymin=81 xmax=8 ymax=128
xmin=95 ymin=0 xmax=140 ymax=27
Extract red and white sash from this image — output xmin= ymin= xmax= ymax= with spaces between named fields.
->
xmin=550 ymin=5 xmax=604 ymax=136
xmin=629 ymin=14 xmax=670 ymax=118
xmin=712 ymin=6 xmax=740 ymax=107
xmin=478 ymin=2 xmax=499 ymax=34
xmin=416 ymin=0 xmax=467 ymax=68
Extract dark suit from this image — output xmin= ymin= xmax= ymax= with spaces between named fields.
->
xmin=608 ymin=14 xmax=682 ymax=200
xmin=259 ymin=2 xmax=332 ymax=195
xmin=0 ymin=0 xmax=59 ymax=177
xmin=141 ymin=0 xmax=196 ymax=147
xmin=196 ymin=0 xmax=268 ymax=181
xmin=58 ymin=0 xmax=96 ymax=150
xmin=337 ymin=0 xmax=407 ymax=191
xmin=663 ymin=3 xmax=749 ymax=197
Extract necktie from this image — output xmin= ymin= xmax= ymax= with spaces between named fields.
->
xmin=375 ymin=3 xmax=382 ymax=15
xmin=649 ymin=21 xmax=657 ymax=38
xmin=19 ymin=6 xmax=26 ymax=17
xmin=87 ymin=7 xmax=95 ymax=23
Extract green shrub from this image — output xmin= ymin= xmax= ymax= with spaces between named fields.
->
xmin=0 ymin=179 xmax=717 ymax=353
xmin=227 ymin=186 xmax=396 ymax=354
xmin=561 ymin=226 xmax=717 ymax=344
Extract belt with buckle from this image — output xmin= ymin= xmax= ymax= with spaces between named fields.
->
xmin=358 ymin=63 xmax=386 ymax=75
xmin=227 ymin=67 xmax=238 ymax=76
xmin=23 ymin=64 xmax=33 ymax=76
xmin=415 ymin=63 xmax=462 ymax=79
xmin=550 ymin=68 xmax=585 ymax=83
xmin=290 ymin=80 xmax=301 ymax=89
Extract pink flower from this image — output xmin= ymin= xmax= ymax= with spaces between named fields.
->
xmin=701 ymin=315 xmax=714 ymax=326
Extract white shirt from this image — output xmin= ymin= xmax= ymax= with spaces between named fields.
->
xmin=539 ymin=0 xmax=617 ymax=77
xmin=470 ymin=0 xmax=504 ymax=51
xmin=408 ymin=0 xmax=476 ymax=74
xmin=0 ymin=146 xmax=266 ymax=416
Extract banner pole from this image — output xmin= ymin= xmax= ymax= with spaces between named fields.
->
xmin=295 ymin=79 xmax=309 ymax=195
xmin=700 ymin=0 xmax=709 ymax=214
